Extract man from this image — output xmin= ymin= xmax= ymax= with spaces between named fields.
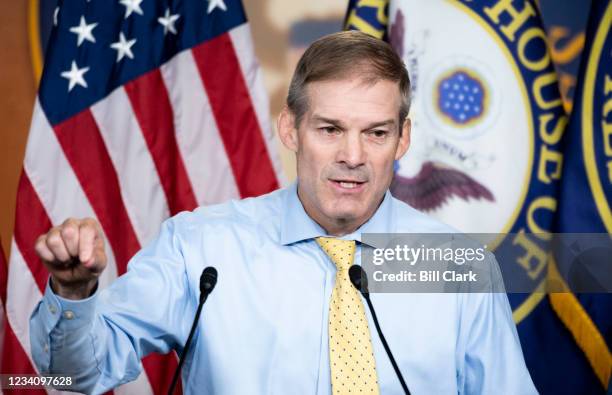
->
xmin=30 ymin=31 xmax=536 ymax=394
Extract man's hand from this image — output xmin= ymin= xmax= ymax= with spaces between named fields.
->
xmin=35 ymin=218 xmax=107 ymax=300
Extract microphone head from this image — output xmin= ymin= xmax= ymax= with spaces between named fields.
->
xmin=200 ymin=267 xmax=218 ymax=295
xmin=349 ymin=265 xmax=368 ymax=294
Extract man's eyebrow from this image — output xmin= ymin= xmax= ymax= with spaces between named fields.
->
xmin=312 ymin=115 xmax=347 ymax=130
xmin=311 ymin=116 xmax=396 ymax=130
xmin=365 ymin=119 xmax=396 ymax=129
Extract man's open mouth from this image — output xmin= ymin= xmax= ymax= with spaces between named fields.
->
xmin=330 ymin=179 xmax=366 ymax=190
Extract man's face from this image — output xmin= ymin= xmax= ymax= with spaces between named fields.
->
xmin=278 ymin=76 xmax=411 ymax=235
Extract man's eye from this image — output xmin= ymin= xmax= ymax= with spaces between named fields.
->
xmin=320 ymin=126 xmax=339 ymax=134
xmin=369 ymin=130 xmax=388 ymax=138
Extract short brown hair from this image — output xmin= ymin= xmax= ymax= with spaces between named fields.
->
xmin=287 ymin=30 xmax=411 ymax=129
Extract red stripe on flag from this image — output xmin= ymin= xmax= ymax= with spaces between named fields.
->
xmin=14 ymin=171 xmax=53 ymax=292
xmin=191 ymin=33 xmax=279 ymax=198
xmin=143 ymin=353 xmax=182 ymax=395
xmin=53 ymin=110 xmax=140 ymax=273
xmin=125 ymin=70 xmax=198 ymax=215
xmin=0 ymin=323 xmax=46 ymax=394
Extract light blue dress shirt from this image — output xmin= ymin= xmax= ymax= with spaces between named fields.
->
xmin=30 ymin=183 xmax=537 ymax=394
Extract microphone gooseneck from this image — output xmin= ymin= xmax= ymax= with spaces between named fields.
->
xmin=349 ymin=265 xmax=411 ymax=395
xmin=168 ymin=267 xmax=218 ymax=395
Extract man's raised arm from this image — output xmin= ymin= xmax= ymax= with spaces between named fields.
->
xmin=29 ymin=216 xmax=193 ymax=394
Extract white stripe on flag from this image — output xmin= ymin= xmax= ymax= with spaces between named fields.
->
xmin=6 ymin=240 xmax=42 ymax=365
xmin=160 ymin=49 xmax=241 ymax=205
xmin=91 ymin=88 xmax=171 ymax=245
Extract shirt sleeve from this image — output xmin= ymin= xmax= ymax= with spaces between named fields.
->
xmin=456 ymin=253 xmax=539 ymax=395
xmin=29 ymin=216 xmax=195 ymax=394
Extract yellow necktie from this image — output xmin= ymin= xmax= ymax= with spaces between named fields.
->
xmin=316 ymin=237 xmax=380 ymax=394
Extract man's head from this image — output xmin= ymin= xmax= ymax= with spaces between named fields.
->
xmin=278 ymin=30 xmax=412 ymax=236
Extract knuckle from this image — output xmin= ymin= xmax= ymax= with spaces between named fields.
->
xmin=35 ymin=234 xmax=47 ymax=248
xmin=80 ymin=218 xmax=99 ymax=234
xmin=46 ymin=232 xmax=62 ymax=248
xmin=81 ymin=217 xmax=97 ymax=227
xmin=62 ymin=217 xmax=78 ymax=227
xmin=60 ymin=224 xmax=77 ymax=239
xmin=35 ymin=238 xmax=50 ymax=259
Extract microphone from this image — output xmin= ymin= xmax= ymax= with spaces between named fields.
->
xmin=349 ymin=265 xmax=411 ymax=395
xmin=168 ymin=267 xmax=218 ymax=395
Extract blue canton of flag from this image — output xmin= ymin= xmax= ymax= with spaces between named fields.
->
xmin=42 ymin=0 xmax=244 ymax=125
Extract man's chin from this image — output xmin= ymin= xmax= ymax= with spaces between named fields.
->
xmin=325 ymin=207 xmax=364 ymax=224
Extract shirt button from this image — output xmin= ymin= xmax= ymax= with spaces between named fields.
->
xmin=63 ymin=310 xmax=75 ymax=320
xmin=48 ymin=304 xmax=57 ymax=314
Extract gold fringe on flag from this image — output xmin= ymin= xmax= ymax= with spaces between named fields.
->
xmin=548 ymin=258 xmax=612 ymax=389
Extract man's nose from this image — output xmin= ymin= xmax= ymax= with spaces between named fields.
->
xmin=336 ymin=131 xmax=366 ymax=168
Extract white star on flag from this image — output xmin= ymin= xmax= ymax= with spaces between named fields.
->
xmin=69 ymin=16 xmax=98 ymax=46
xmin=60 ymin=61 xmax=90 ymax=92
xmin=207 ymin=0 xmax=227 ymax=14
xmin=110 ymin=32 xmax=137 ymax=62
xmin=158 ymin=8 xmax=180 ymax=35
xmin=119 ymin=0 xmax=144 ymax=19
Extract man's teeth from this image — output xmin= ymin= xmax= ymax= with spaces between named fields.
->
xmin=339 ymin=181 xmax=358 ymax=188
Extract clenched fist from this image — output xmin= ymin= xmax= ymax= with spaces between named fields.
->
xmin=35 ymin=218 xmax=107 ymax=300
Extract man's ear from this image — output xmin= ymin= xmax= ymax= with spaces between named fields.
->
xmin=277 ymin=107 xmax=299 ymax=153
xmin=395 ymin=117 xmax=411 ymax=160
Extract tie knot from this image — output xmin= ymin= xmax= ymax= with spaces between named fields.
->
xmin=316 ymin=237 xmax=356 ymax=271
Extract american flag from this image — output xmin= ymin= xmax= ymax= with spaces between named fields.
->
xmin=1 ymin=0 xmax=283 ymax=393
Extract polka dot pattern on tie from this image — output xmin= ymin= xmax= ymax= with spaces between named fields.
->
xmin=316 ymin=237 xmax=380 ymax=395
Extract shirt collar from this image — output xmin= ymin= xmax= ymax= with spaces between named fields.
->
xmin=280 ymin=181 xmax=394 ymax=248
